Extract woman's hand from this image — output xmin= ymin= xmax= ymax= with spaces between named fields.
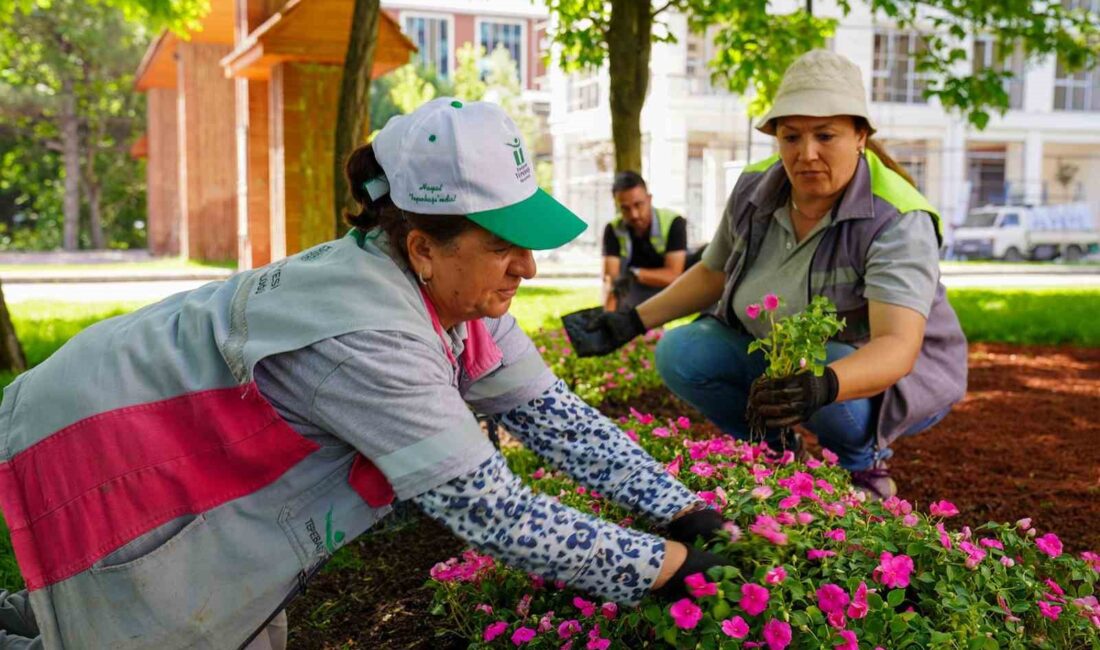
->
xmin=748 ymin=367 xmax=839 ymax=428
xmin=651 ymin=542 xmax=729 ymax=600
xmin=562 ymin=307 xmax=646 ymax=357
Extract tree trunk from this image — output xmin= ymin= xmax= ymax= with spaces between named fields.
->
xmin=333 ymin=0 xmax=380 ymax=237
xmin=60 ymin=78 xmax=81 ymax=251
xmin=82 ymin=132 xmax=105 ymax=249
xmin=607 ymin=0 xmax=652 ymax=174
xmin=0 ymin=282 xmax=26 ymax=374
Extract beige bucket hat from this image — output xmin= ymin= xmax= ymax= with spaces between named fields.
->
xmin=755 ymin=49 xmax=877 ymax=136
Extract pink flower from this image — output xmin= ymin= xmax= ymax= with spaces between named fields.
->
xmin=652 ymin=426 xmax=671 ymax=438
xmin=827 ymin=610 xmax=847 ymax=629
xmin=684 ymin=573 xmax=718 ymax=599
xmin=1000 ymin=556 xmax=1015 ymax=567
xmin=723 ymin=521 xmax=743 ymax=541
xmin=816 ymin=479 xmax=836 ymax=494
xmin=825 ymin=528 xmax=847 ymax=542
xmin=783 ymin=471 xmax=816 ymax=497
xmin=805 ymin=457 xmax=821 ymax=469
xmin=778 ymin=495 xmax=801 ymax=510
xmin=762 ymin=619 xmax=792 ymax=650
xmin=516 ymin=594 xmax=532 ymax=617
xmin=936 ymin=522 xmax=953 ymax=550
xmin=751 ymin=515 xmax=789 ymax=545
xmin=1082 ymin=551 xmax=1100 ymax=571
xmin=628 ymin=407 xmax=654 ymax=424
xmin=1038 ymin=601 xmax=1062 ymax=620
xmin=752 ymin=485 xmax=774 ymax=499
xmin=902 ymin=513 xmax=919 ymax=527
xmin=929 ymin=500 xmax=959 ymax=517
xmin=557 ymin=620 xmax=581 ymax=639
xmin=797 ymin=512 xmax=815 ymax=525
xmin=666 ymin=455 xmax=682 ymax=476
xmin=1036 ymin=533 xmax=1063 ymax=558
xmin=484 ymin=621 xmax=508 ymax=642
xmin=476 ymin=603 xmax=494 ymax=615
xmin=763 ymin=293 xmax=780 ymax=311
xmin=834 ymin=629 xmax=859 ymax=650
xmin=600 ymin=602 xmax=618 ymax=619
xmin=677 ymin=416 xmax=692 ymax=429
xmin=980 ymin=538 xmax=1004 ymax=550
xmin=883 ymin=496 xmax=912 ymax=517
xmin=799 ymin=357 xmax=808 ymax=369
xmin=690 ymin=462 xmax=716 ymax=478
xmin=740 ymin=583 xmax=770 ymax=616
xmin=746 ymin=303 xmax=762 ymax=320
xmin=573 ymin=597 xmax=597 ymax=617
xmin=821 ymin=448 xmax=839 ymax=464
xmin=669 ymin=598 xmax=703 ymax=629
xmin=847 ymin=581 xmax=870 ymax=619
xmin=817 ymin=583 xmax=850 ymax=615
xmin=873 ymin=551 xmax=914 ymax=589
xmin=1016 ymin=517 xmax=1032 ymax=531
xmin=624 ymin=428 xmax=639 ymax=442
xmin=531 ymin=468 xmax=546 ymax=480
xmin=822 ymin=502 xmax=847 ymax=517
xmin=511 ymin=626 xmax=536 ymax=645
xmin=775 ymin=512 xmax=796 ymax=526
xmin=586 ymin=637 xmax=610 ymax=650
xmin=808 ymin=549 xmax=837 ymax=561
xmin=765 ymin=566 xmax=788 ymax=584
xmin=721 ymin=615 xmax=750 ymax=638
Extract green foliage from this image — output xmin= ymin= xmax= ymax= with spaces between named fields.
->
xmin=431 ymin=406 xmax=1100 ymax=647
xmin=452 ymin=42 xmax=488 ymax=104
xmin=369 ymin=61 xmax=451 ymax=136
xmin=0 ymin=0 xmax=150 ymax=249
xmin=746 ymin=294 xmax=845 ymax=379
xmin=0 ymin=0 xmax=208 ymax=33
xmin=545 ymin=0 xmax=1100 ymax=129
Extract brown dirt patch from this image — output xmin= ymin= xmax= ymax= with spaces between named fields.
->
xmin=287 ymin=342 xmax=1099 ymax=647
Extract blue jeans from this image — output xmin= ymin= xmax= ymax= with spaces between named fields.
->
xmin=655 ymin=318 xmax=884 ymax=471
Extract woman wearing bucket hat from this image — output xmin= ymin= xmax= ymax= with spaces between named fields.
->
xmin=568 ymin=50 xmax=968 ymax=500
xmin=0 ymin=98 xmax=729 ymax=650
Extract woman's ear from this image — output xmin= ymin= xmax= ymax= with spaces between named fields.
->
xmin=406 ymin=229 xmax=434 ymax=280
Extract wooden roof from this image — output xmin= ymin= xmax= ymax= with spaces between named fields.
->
xmin=220 ymin=0 xmax=416 ymax=81
xmin=134 ymin=0 xmax=235 ymax=91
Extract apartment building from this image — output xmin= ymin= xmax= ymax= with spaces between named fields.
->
xmin=548 ymin=1 xmax=1100 ymax=250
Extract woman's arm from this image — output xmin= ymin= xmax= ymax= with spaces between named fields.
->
xmin=831 ymin=300 xmax=925 ymax=401
xmin=412 ymin=453 xmax=689 ymax=604
xmin=493 ymin=379 xmax=701 ymax=524
xmin=635 ymin=261 xmax=726 ymax=329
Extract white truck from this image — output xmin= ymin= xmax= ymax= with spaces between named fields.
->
xmin=951 ymin=203 xmax=1100 ymax=261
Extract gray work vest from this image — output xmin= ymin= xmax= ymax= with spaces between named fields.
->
xmin=715 ymin=151 xmax=968 ymax=448
xmin=0 ymin=230 xmax=502 ymax=649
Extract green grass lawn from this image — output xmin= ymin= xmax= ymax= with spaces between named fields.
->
xmin=0 ymin=285 xmax=1096 ymax=590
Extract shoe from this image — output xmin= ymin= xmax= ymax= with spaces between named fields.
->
xmin=849 ymin=462 xmax=897 ymax=501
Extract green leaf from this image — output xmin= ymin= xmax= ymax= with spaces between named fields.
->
xmin=887 ymin=589 xmax=906 ymax=607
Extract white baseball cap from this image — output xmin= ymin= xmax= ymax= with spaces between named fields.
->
xmin=756 ymin=49 xmax=878 ymax=136
xmin=370 ymin=97 xmax=587 ymax=250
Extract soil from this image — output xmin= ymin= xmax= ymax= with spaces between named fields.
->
xmin=288 ymin=342 xmax=1100 ymax=648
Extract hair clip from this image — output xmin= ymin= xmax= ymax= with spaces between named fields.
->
xmin=363 ymin=175 xmax=390 ymax=201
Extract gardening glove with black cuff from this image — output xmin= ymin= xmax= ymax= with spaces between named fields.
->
xmin=652 ymin=546 xmax=729 ymax=602
xmin=561 ymin=306 xmax=645 ymax=357
xmin=748 ymin=367 xmax=840 ymax=428
xmin=666 ymin=508 xmax=725 ymax=546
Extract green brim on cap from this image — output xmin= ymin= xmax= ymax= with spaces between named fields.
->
xmin=466 ymin=188 xmax=588 ymax=250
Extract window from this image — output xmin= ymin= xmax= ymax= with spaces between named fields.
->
xmin=404 ymin=14 xmax=451 ymax=79
xmin=872 ymin=29 xmax=929 ymax=104
xmin=478 ymin=19 xmax=525 ymax=84
xmin=1061 ymin=0 xmax=1100 ymax=12
xmin=968 ymin=152 xmax=1007 ymax=207
xmin=1054 ymin=56 xmax=1100 ymax=111
xmin=568 ymin=74 xmax=600 ymax=112
xmin=973 ymin=36 xmax=1025 ymax=109
xmin=1000 ymin=213 xmax=1020 ymax=227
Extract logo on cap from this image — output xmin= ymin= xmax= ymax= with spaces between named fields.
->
xmin=507 ymin=138 xmax=531 ymax=183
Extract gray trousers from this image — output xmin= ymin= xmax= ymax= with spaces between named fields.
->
xmin=0 ymin=590 xmax=287 ymax=650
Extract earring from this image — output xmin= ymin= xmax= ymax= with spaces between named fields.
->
xmin=417 ymin=272 xmax=429 ymax=285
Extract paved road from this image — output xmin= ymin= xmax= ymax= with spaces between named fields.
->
xmin=4 ymin=271 xmax=1100 ymax=304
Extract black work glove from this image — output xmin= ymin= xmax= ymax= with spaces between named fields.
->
xmin=748 ymin=367 xmax=839 ymax=428
xmin=561 ymin=306 xmax=645 ymax=357
xmin=652 ymin=546 xmax=729 ymax=601
xmin=611 ymin=274 xmax=633 ymax=296
xmin=666 ymin=508 xmax=725 ymax=546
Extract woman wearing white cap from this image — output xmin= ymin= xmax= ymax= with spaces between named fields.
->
xmin=0 ymin=98 xmax=728 ymax=650
xmin=571 ymin=50 xmax=968 ymax=500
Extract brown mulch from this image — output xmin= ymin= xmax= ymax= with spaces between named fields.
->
xmin=288 ymin=342 xmax=1100 ymax=648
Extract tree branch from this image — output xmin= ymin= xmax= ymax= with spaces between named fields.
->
xmin=651 ymin=1 xmax=676 ymax=18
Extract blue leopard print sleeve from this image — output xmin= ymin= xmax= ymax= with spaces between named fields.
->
xmin=493 ymin=379 xmax=700 ymax=524
xmin=413 ymin=453 xmax=666 ymax=604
